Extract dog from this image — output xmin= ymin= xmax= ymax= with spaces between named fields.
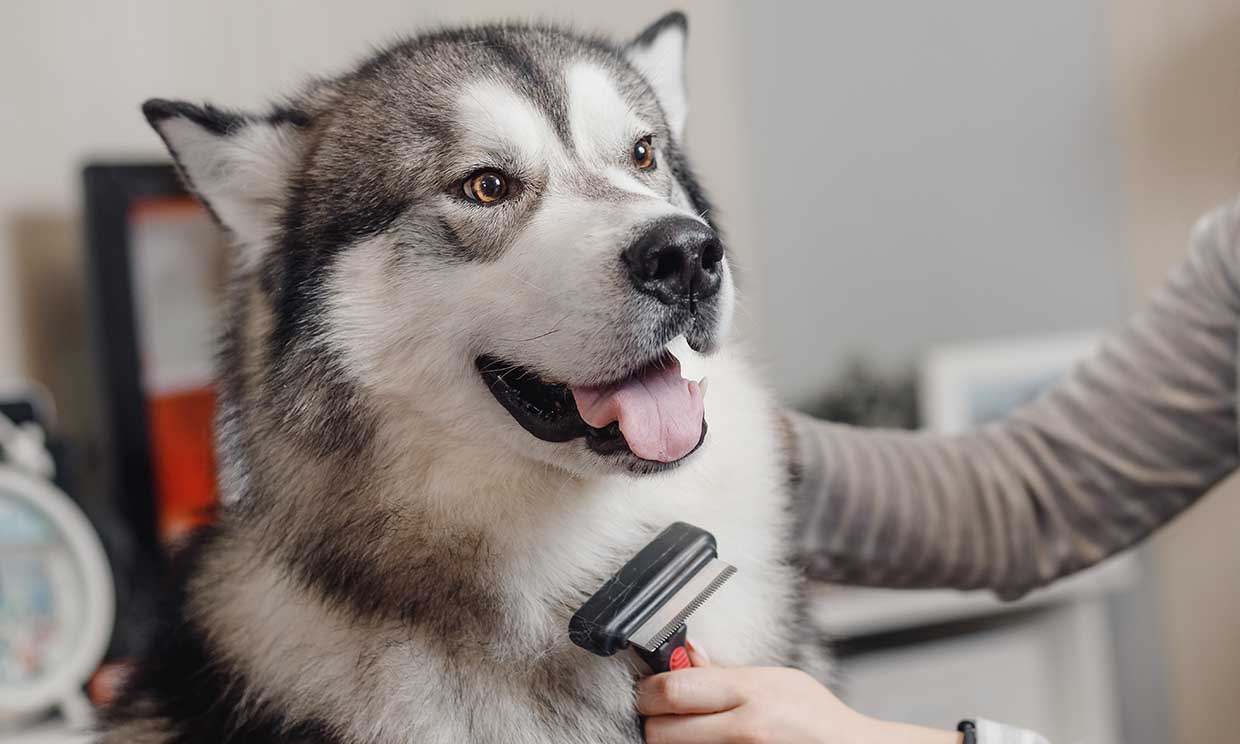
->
xmin=102 ymin=12 xmax=826 ymax=743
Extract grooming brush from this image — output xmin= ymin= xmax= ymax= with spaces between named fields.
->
xmin=569 ymin=521 xmax=736 ymax=673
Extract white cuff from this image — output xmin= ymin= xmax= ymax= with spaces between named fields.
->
xmin=975 ymin=718 xmax=1051 ymax=744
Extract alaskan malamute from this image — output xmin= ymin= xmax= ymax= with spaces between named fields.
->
xmin=104 ymin=13 xmax=825 ymax=743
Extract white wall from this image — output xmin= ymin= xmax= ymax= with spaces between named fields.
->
xmin=739 ymin=1 xmax=1129 ymax=406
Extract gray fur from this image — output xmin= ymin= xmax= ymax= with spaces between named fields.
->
xmin=107 ymin=14 xmax=827 ymax=744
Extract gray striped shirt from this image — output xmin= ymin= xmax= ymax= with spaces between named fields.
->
xmin=785 ymin=197 xmax=1240 ymax=740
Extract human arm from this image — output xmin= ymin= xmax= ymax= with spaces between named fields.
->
xmin=786 ymin=199 xmax=1240 ymax=598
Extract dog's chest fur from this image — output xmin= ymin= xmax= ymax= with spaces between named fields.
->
xmin=103 ymin=350 xmax=810 ymax=744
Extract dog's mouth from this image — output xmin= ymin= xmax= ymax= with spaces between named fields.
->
xmin=476 ymin=351 xmax=707 ymax=467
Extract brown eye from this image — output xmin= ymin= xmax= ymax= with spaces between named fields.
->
xmin=632 ymin=136 xmax=655 ymax=170
xmin=465 ymin=171 xmax=508 ymax=204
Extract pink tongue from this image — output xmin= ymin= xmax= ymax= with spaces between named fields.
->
xmin=570 ymin=355 xmax=705 ymax=463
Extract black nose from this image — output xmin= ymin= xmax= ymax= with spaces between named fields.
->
xmin=623 ymin=217 xmax=724 ymax=309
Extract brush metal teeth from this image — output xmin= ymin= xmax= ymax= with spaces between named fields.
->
xmin=630 ymin=559 xmax=737 ymax=653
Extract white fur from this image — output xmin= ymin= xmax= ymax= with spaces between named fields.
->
xmin=237 ymin=140 xmax=771 ymax=739
xmin=321 ymin=62 xmax=727 ymax=483
xmin=134 ymin=24 xmax=803 ymax=743
xmin=456 ymin=80 xmax=562 ymax=173
xmin=604 ymin=165 xmax=659 ymax=197
xmin=624 ymin=23 xmax=688 ymax=141
xmin=566 ymin=63 xmax=653 ymax=161
xmin=195 ymin=342 xmax=796 ymax=744
xmin=154 ymin=118 xmax=301 ymax=269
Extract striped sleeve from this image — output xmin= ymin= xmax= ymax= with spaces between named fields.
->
xmin=786 ymin=198 xmax=1240 ymax=599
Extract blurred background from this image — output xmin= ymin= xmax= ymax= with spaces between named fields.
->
xmin=1 ymin=1 xmax=1238 ymax=742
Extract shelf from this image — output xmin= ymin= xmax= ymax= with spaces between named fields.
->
xmin=809 ymin=553 xmax=1140 ymax=638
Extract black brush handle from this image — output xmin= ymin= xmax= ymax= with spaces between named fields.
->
xmin=636 ymin=624 xmax=691 ymax=674
xmin=570 ymin=523 xmax=717 ymax=658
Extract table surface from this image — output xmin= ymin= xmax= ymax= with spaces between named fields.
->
xmin=0 ymin=722 xmax=91 ymax=744
xmin=811 ymin=551 xmax=1138 ymax=637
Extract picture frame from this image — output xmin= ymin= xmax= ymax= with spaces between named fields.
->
xmin=82 ymin=163 xmax=226 ymax=663
xmin=919 ymin=330 xmax=1101 ymax=433
xmin=83 ymin=163 xmax=188 ymax=567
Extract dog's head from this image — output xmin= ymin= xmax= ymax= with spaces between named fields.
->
xmin=145 ymin=13 xmax=732 ymax=477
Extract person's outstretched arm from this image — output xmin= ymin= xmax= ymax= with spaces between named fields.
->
xmin=787 ymin=198 xmax=1240 ymax=599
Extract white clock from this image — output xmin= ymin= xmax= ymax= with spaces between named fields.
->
xmin=0 ymin=411 xmax=113 ymax=730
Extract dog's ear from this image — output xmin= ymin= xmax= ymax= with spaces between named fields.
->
xmin=625 ymin=12 xmax=689 ymax=141
xmin=142 ymin=99 xmax=307 ymax=249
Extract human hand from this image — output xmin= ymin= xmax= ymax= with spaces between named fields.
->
xmin=636 ymin=643 xmax=960 ymax=744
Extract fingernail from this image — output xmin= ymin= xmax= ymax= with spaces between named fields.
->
xmin=685 ymin=638 xmax=712 ymax=667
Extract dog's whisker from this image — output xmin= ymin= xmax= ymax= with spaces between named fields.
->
xmin=488 ymin=363 xmax=523 ymax=379
xmin=492 ymin=312 xmax=572 ymax=345
xmin=495 ymin=328 xmax=563 ymax=344
xmin=512 ymin=273 xmax=553 ymax=295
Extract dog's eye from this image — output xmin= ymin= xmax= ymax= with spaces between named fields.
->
xmin=632 ymin=136 xmax=656 ymax=170
xmin=464 ymin=171 xmax=508 ymax=204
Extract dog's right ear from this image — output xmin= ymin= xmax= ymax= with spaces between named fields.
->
xmin=142 ymin=99 xmax=308 ymax=249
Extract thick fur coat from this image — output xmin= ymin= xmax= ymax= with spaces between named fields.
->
xmin=102 ymin=13 xmax=825 ymax=744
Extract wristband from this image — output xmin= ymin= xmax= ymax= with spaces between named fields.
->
xmin=957 ymin=720 xmax=977 ymax=744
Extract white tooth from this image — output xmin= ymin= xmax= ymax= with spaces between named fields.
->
xmin=698 ymin=377 xmax=709 ymax=397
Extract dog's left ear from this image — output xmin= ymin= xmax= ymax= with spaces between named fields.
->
xmin=142 ymin=99 xmax=308 ymax=254
xmin=626 ymin=12 xmax=689 ymax=141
